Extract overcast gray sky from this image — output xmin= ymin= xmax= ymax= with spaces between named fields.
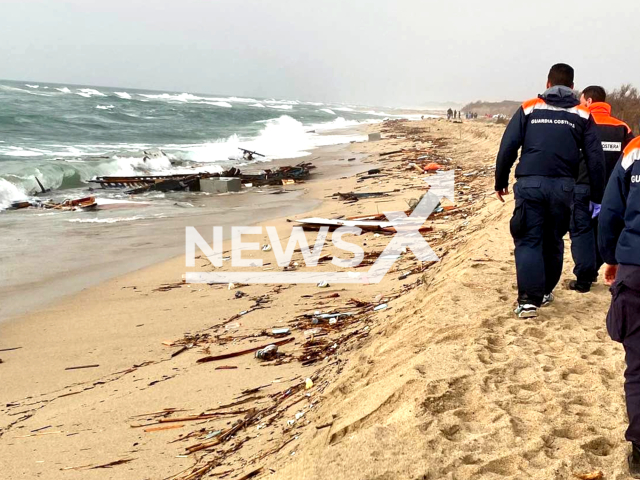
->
xmin=2 ymin=0 xmax=638 ymax=106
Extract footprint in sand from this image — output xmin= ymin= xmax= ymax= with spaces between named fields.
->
xmin=581 ymin=436 xmax=615 ymax=457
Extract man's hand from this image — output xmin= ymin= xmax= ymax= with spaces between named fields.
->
xmin=604 ymin=263 xmax=619 ymax=286
xmin=495 ymin=187 xmax=510 ymax=203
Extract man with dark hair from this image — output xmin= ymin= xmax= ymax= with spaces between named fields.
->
xmin=582 ymin=85 xmax=607 ymax=103
xmin=547 ymin=63 xmax=575 ymax=89
xmin=569 ymin=86 xmax=634 ymax=292
xmin=599 ymin=136 xmax=640 ymax=477
xmin=494 ymin=63 xmax=605 ymax=318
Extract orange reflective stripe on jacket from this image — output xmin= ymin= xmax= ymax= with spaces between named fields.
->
xmin=589 ymin=102 xmax=632 ymax=132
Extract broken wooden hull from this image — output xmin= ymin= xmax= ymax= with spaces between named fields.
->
xmin=88 ymin=163 xmax=314 ymax=192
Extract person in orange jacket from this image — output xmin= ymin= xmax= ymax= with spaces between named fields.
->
xmin=569 ymin=86 xmax=634 ymax=292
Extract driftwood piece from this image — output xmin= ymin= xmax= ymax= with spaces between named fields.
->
xmin=65 ymin=364 xmax=100 ymax=371
xmin=196 ymin=337 xmax=294 ymax=364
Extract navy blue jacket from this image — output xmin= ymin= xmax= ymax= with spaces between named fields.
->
xmin=495 ymin=86 xmax=606 ymax=202
xmin=599 ymin=137 xmax=640 ymax=266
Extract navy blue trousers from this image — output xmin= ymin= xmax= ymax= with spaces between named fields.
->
xmin=569 ymin=185 xmax=603 ymax=283
xmin=511 ymin=176 xmax=574 ymax=307
xmin=607 ymin=264 xmax=640 ymax=445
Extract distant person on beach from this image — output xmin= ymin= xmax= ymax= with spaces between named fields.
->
xmin=599 ymin=136 xmax=640 ymax=477
xmin=569 ymin=86 xmax=634 ymax=293
xmin=447 ymin=108 xmax=453 ymax=120
xmin=494 ymin=63 xmax=605 ymax=318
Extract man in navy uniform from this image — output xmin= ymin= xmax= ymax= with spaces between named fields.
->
xmin=494 ymin=63 xmax=605 ymax=318
xmin=599 ymin=136 xmax=640 ymax=477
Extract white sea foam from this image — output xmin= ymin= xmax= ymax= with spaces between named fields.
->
xmin=114 ymin=91 xmax=132 ymax=99
xmin=106 ymin=152 xmax=175 ymax=177
xmin=25 ymin=84 xmax=39 ymax=89
xmin=198 ymin=101 xmax=233 ymax=108
xmin=182 ymin=115 xmax=369 ymax=164
xmin=140 ymin=92 xmax=201 ymax=102
xmin=96 ymin=105 xmax=115 ymax=110
xmin=0 ymin=85 xmax=53 ymax=97
xmin=221 ymin=96 xmax=259 ymax=103
xmin=55 ymin=87 xmax=71 ymax=93
xmin=319 ymin=108 xmax=336 ymax=115
xmin=0 ymin=178 xmax=28 ymax=211
xmin=249 ymin=103 xmax=265 ymax=108
xmin=68 ymin=216 xmax=146 ymax=224
xmin=264 ymin=99 xmax=299 ymax=105
xmin=0 ymin=150 xmax=177 ymax=210
xmin=1 ymin=147 xmax=45 ymax=157
xmin=334 ymin=107 xmax=355 ymax=112
xmin=267 ymin=105 xmax=293 ymax=110
xmin=75 ymin=88 xmax=106 ymax=98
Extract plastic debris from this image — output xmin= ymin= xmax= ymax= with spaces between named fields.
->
xmin=317 ymin=281 xmax=329 ymax=288
xmin=255 ymin=344 xmax=279 ymax=360
xmin=272 ymin=327 xmax=290 ymax=336
xmin=304 ymin=328 xmax=323 ymax=338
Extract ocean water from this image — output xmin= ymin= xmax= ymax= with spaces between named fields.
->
xmin=0 ymin=80 xmax=412 ymax=210
xmin=0 ymin=79 xmax=437 ymax=320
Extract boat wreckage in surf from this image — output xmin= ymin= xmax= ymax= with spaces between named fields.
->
xmin=9 ymin=196 xmax=98 ymax=211
xmin=88 ymin=162 xmax=316 ymax=194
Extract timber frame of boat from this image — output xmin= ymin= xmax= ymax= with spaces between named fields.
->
xmin=8 ymin=196 xmax=98 ymax=211
xmin=88 ymin=173 xmax=213 ymax=189
xmin=88 ymin=162 xmax=315 ymax=192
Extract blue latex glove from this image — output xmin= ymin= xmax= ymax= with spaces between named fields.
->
xmin=590 ymin=202 xmax=601 ymax=219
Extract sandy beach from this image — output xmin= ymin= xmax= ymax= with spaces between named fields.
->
xmin=0 ymin=119 xmax=631 ymax=480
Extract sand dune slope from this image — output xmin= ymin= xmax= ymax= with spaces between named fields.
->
xmin=271 ymin=157 xmax=628 ymax=479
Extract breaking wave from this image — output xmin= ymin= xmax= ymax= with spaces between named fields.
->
xmin=184 ymin=115 xmax=369 ymax=164
xmin=198 ymin=101 xmax=233 ymax=108
xmin=267 ymin=105 xmax=293 ymax=110
xmin=0 ymin=80 xmax=399 ymax=212
xmin=0 ymin=151 xmax=176 ymax=211
xmin=140 ymin=92 xmax=202 ymax=102
xmin=75 ymin=88 xmax=106 ymax=98
xmin=0 ymin=178 xmax=28 ymax=210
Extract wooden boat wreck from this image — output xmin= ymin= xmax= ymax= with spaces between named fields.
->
xmin=7 ymin=196 xmax=98 ymax=212
xmin=88 ymin=162 xmax=315 ymax=194
xmin=55 ymin=196 xmax=98 ymax=211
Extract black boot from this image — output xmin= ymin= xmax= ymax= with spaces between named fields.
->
xmin=569 ymin=280 xmax=591 ymax=293
xmin=629 ymin=443 xmax=640 ymax=478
